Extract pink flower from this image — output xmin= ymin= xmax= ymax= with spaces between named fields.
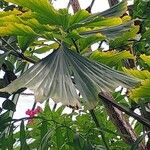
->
xmin=25 ymin=106 xmax=43 ymax=118
xmin=26 ymin=106 xmax=43 ymax=125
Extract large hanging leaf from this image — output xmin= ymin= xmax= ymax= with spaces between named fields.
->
xmin=0 ymin=44 xmax=138 ymax=109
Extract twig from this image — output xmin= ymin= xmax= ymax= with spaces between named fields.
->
xmin=86 ymin=0 xmax=95 ymax=13
xmin=71 ymin=38 xmax=80 ymax=53
xmin=1 ymin=38 xmax=36 ymax=64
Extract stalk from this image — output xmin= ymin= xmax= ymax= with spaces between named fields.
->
xmin=90 ymin=109 xmax=110 ymax=150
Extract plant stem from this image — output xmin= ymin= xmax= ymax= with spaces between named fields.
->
xmin=71 ymin=38 xmax=80 ymax=53
xmin=90 ymin=109 xmax=110 ymax=150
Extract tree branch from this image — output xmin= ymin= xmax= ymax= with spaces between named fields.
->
xmin=99 ymin=92 xmax=147 ymax=149
xmin=69 ymin=0 xmax=81 ymax=13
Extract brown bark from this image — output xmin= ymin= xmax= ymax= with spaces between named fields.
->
xmin=99 ymin=92 xmax=146 ymax=150
xmin=69 ymin=0 xmax=81 ymax=13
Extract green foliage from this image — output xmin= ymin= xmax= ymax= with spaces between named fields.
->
xmin=0 ymin=0 xmax=150 ymax=149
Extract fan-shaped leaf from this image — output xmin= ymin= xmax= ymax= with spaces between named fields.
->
xmin=0 ymin=44 xmax=138 ymax=109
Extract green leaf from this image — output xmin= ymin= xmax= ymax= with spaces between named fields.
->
xmin=130 ymin=79 xmax=150 ymax=100
xmin=0 ymin=23 xmax=37 ymax=36
xmin=33 ymin=43 xmax=59 ymax=54
xmin=2 ymin=99 xmax=16 ymax=111
xmin=20 ymin=121 xmax=30 ymax=150
xmin=0 ymin=44 xmax=138 ymax=109
xmin=38 ymin=129 xmax=53 ymax=150
xmin=69 ymin=10 xmax=90 ymax=27
xmin=84 ymin=17 xmax=122 ymax=28
xmin=79 ymin=21 xmax=135 ymax=38
xmin=110 ymin=25 xmax=139 ymax=48
xmin=0 ymin=111 xmax=12 ymax=132
xmin=40 ymin=121 xmax=48 ymax=150
xmin=18 ymin=36 xmax=36 ymax=52
xmin=5 ymin=0 xmax=61 ymax=26
xmin=7 ymin=125 xmax=14 ymax=150
xmin=78 ymin=33 xmax=105 ymax=52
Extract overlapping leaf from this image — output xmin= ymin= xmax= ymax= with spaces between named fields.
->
xmin=130 ymin=80 xmax=150 ymax=99
xmin=79 ymin=21 xmax=136 ymax=38
xmin=90 ymin=50 xmax=134 ymax=69
xmin=123 ymin=68 xmax=150 ymax=100
xmin=0 ymin=44 xmax=138 ymax=109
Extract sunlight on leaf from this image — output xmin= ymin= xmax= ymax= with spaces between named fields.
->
xmin=0 ymin=23 xmax=37 ymax=36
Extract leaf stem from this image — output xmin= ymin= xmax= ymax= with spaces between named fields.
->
xmin=71 ymin=38 xmax=80 ymax=53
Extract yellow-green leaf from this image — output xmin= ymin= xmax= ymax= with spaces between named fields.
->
xmin=90 ymin=50 xmax=134 ymax=69
xmin=130 ymin=79 xmax=150 ymax=100
xmin=140 ymin=54 xmax=150 ymax=67
xmin=0 ymin=23 xmax=37 ymax=36
xmin=5 ymin=0 xmax=60 ymax=25
xmin=123 ymin=68 xmax=150 ymax=80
